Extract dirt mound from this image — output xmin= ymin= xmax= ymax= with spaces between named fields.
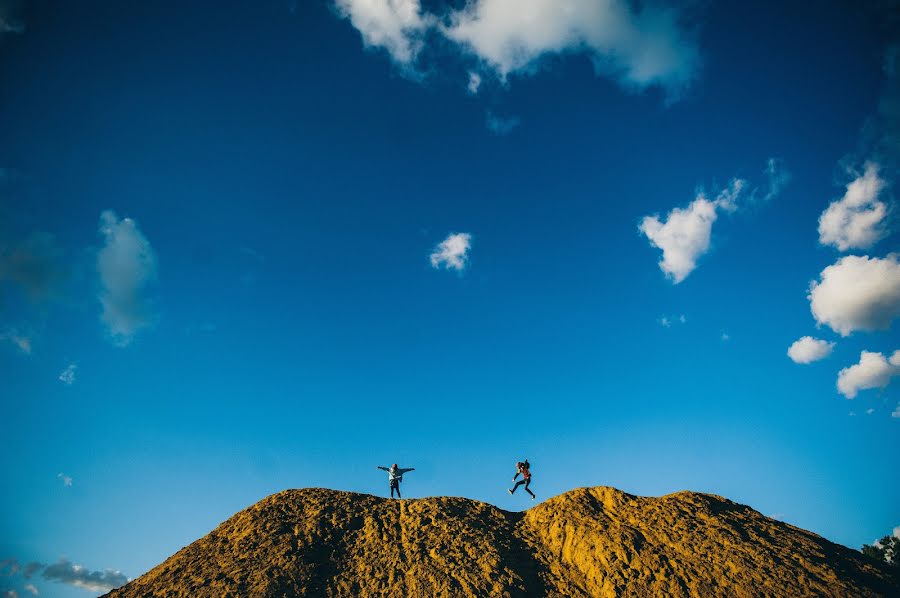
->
xmin=106 ymin=487 xmax=897 ymax=597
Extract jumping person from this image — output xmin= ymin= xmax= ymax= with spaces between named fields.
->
xmin=508 ymin=460 xmax=535 ymax=500
xmin=376 ymin=463 xmax=415 ymax=498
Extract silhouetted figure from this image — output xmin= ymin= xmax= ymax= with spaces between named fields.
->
xmin=508 ymin=460 xmax=535 ymax=500
xmin=377 ymin=463 xmax=415 ymax=498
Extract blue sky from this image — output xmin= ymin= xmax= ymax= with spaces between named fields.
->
xmin=1 ymin=0 xmax=899 ymax=595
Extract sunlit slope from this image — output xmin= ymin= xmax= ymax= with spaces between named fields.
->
xmin=106 ymin=487 xmax=897 ymax=597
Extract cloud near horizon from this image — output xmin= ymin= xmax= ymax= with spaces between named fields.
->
xmin=787 ymin=336 xmax=835 ymax=364
xmin=335 ymin=0 xmax=701 ymax=98
xmin=96 ymin=211 xmax=158 ymax=346
xmin=818 ymin=163 xmax=890 ymax=251
xmin=808 ymin=254 xmax=900 ymax=336
xmin=430 ymin=232 xmax=472 ymax=271
xmin=0 ymin=558 xmax=128 ymax=594
xmin=638 ymin=178 xmax=744 ymax=283
xmin=837 ymin=349 xmax=900 ymax=399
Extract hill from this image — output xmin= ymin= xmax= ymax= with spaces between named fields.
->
xmin=105 ymin=487 xmax=898 ymax=597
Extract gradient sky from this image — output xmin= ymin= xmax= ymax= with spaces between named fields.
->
xmin=1 ymin=1 xmax=899 ymax=596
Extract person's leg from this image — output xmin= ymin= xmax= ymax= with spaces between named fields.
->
xmin=510 ymin=480 xmax=525 ymax=494
xmin=390 ymin=482 xmax=397 ymax=498
xmin=525 ymin=479 xmax=535 ymax=499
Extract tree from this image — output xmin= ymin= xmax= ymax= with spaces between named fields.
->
xmin=862 ymin=534 xmax=899 ymax=567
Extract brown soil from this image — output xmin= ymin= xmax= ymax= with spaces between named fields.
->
xmin=106 ymin=487 xmax=898 ymax=597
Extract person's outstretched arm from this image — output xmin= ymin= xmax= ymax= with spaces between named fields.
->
xmin=512 ymin=471 xmax=521 ymax=481
xmin=376 ymin=466 xmax=388 ymax=471
xmin=399 ymin=467 xmax=415 ymax=474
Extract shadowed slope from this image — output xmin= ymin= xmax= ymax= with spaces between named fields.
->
xmin=107 ymin=487 xmax=898 ymax=597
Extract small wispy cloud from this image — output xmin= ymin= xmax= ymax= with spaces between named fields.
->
xmin=58 ymin=364 xmax=77 ymax=385
xmin=866 ymin=408 xmax=875 ymax=415
xmin=721 ymin=332 xmax=730 ymax=342
xmin=430 ymin=233 xmax=472 ymax=272
xmin=56 ymin=473 xmax=72 ymax=488
xmin=96 ymin=211 xmax=159 ymax=346
xmin=485 ymin=111 xmax=520 ymax=135
xmin=0 ymin=330 xmax=32 ymax=355
xmin=893 ymin=404 xmax=900 ymax=418
xmin=658 ymin=314 xmax=686 ymax=328
xmin=759 ymin=158 xmax=791 ymax=203
xmin=22 ymin=585 xmax=37 ymax=596
xmin=467 ymin=71 xmax=481 ymax=94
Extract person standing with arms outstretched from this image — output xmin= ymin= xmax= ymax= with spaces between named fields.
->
xmin=508 ymin=460 xmax=535 ymax=500
xmin=376 ymin=463 xmax=415 ymax=498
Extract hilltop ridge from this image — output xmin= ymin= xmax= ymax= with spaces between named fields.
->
xmin=106 ymin=486 xmax=898 ymax=597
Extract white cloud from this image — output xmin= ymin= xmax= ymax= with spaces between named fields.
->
xmin=467 ymin=71 xmax=482 ymax=94
xmin=0 ymin=330 xmax=31 ymax=354
xmin=721 ymin=332 xmax=730 ymax=341
xmin=442 ymin=0 xmax=699 ymax=95
xmin=659 ymin=316 xmax=670 ymax=327
xmin=334 ymin=0 xmax=428 ymax=64
xmin=57 ymin=473 xmax=72 ymax=487
xmin=818 ymin=163 xmax=890 ymax=251
xmin=836 ymin=349 xmax=900 ymax=399
xmin=96 ymin=211 xmax=158 ymax=346
xmin=808 ymin=254 xmax=900 ymax=336
xmin=866 ymin=408 xmax=875 ymax=415
xmin=761 ymin=157 xmax=791 ymax=202
xmin=430 ymin=232 xmax=472 ymax=271
xmin=58 ymin=364 xmax=77 ymax=385
xmin=335 ymin=0 xmax=700 ymax=97
xmin=638 ymin=179 xmax=745 ymax=283
xmin=893 ymin=404 xmax=900 ymax=418
xmin=23 ymin=585 xmax=37 ymax=596
xmin=679 ymin=314 xmax=687 ymax=323
xmin=485 ymin=111 xmax=520 ymax=135
xmin=786 ymin=336 xmax=834 ymax=364
xmin=40 ymin=560 xmax=128 ymax=593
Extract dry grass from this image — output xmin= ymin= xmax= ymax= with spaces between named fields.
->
xmin=107 ymin=487 xmax=898 ymax=597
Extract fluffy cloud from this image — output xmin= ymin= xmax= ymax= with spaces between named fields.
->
xmin=787 ymin=336 xmax=835 ymax=364
xmin=818 ymin=164 xmax=890 ymax=251
xmin=639 ymin=179 xmax=744 ymax=283
xmin=40 ymin=560 xmax=128 ymax=593
xmin=334 ymin=0 xmax=428 ymax=64
xmin=444 ymin=0 xmax=699 ymax=94
xmin=96 ymin=211 xmax=158 ymax=346
xmin=58 ymin=364 xmax=77 ymax=385
xmin=430 ymin=232 xmax=472 ymax=271
xmin=894 ymin=404 xmax=900 ymax=418
xmin=836 ymin=349 xmax=900 ymax=399
xmin=335 ymin=0 xmax=700 ymax=97
xmin=485 ymin=111 xmax=520 ymax=135
xmin=56 ymin=473 xmax=72 ymax=487
xmin=808 ymin=254 xmax=900 ymax=336
xmin=22 ymin=585 xmax=36 ymax=596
